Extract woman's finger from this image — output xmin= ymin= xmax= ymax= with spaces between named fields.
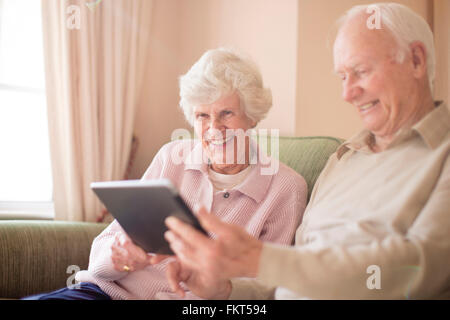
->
xmin=150 ymin=254 xmax=172 ymax=265
xmin=126 ymin=241 xmax=149 ymax=262
xmin=111 ymin=256 xmax=132 ymax=272
xmin=115 ymin=232 xmax=154 ymax=267
xmin=111 ymin=243 xmax=129 ymax=262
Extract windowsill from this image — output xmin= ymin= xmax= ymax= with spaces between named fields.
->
xmin=0 ymin=201 xmax=54 ymax=220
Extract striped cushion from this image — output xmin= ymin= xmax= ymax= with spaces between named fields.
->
xmin=261 ymin=136 xmax=343 ymax=200
xmin=0 ymin=221 xmax=106 ymax=298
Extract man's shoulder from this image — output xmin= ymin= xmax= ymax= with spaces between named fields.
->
xmin=259 ymin=161 xmax=308 ymax=207
xmin=413 ymin=101 xmax=450 ymax=150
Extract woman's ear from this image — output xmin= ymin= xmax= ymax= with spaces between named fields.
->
xmin=409 ymin=41 xmax=427 ymax=80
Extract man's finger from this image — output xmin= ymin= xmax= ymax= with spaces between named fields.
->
xmin=167 ymin=261 xmax=185 ymax=298
xmin=165 ymin=230 xmax=204 ymax=271
xmin=165 ymin=216 xmax=211 ymax=250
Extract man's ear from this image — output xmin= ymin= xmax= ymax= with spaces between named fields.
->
xmin=409 ymin=41 xmax=427 ymax=79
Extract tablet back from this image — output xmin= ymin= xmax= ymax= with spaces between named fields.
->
xmin=91 ymin=179 xmax=205 ymax=254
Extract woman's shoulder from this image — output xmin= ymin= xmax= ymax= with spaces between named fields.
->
xmin=155 ymin=139 xmax=199 ymax=160
xmin=142 ymin=139 xmax=201 ymax=180
xmin=159 ymin=138 xmax=197 ymax=150
xmin=269 ymin=160 xmax=307 ymax=191
xmin=256 ymin=160 xmax=307 ymax=206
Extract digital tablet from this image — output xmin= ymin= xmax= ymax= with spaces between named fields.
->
xmin=91 ymin=179 xmax=207 ymax=254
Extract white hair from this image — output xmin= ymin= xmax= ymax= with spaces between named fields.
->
xmin=179 ymin=48 xmax=272 ymax=126
xmin=337 ymin=3 xmax=436 ymax=92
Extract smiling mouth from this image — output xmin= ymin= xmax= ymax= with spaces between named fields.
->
xmin=207 ymin=134 xmax=235 ymax=146
xmin=358 ymin=100 xmax=379 ymax=112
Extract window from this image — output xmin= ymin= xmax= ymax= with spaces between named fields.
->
xmin=0 ymin=0 xmax=53 ymax=219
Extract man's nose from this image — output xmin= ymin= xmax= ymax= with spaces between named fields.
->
xmin=342 ymin=78 xmax=363 ymax=103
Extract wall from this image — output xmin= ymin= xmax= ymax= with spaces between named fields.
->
xmin=295 ymin=0 xmax=434 ymax=139
xmin=131 ymin=0 xmax=185 ymax=179
xmin=434 ymin=0 xmax=450 ymax=104
xmin=178 ymin=0 xmax=298 ymax=136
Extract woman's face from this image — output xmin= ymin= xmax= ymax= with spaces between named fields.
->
xmin=193 ymin=92 xmax=256 ymax=174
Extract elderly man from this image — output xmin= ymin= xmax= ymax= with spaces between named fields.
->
xmin=160 ymin=3 xmax=450 ymax=299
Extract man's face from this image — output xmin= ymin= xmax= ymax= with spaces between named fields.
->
xmin=333 ymin=16 xmax=417 ymax=137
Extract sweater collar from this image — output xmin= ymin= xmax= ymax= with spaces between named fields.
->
xmin=184 ymin=138 xmax=274 ymax=203
xmin=336 ymin=101 xmax=449 ymax=159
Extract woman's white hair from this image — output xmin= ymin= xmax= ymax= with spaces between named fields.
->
xmin=179 ymin=48 xmax=272 ymax=126
xmin=337 ymin=3 xmax=436 ymax=92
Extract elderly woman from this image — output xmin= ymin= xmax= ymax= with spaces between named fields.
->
xmin=24 ymin=48 xmax=307 ymax=300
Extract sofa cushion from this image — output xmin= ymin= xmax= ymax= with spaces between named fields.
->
xmin=0 ymin=220 xmax=107 ymax=299
xmin=261 ymin=136 xmax=343 ymax=200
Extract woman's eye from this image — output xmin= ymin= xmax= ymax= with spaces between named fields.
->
xmin=196 ymin=113 xmax=208 ymax=119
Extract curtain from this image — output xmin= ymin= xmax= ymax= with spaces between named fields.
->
xmin=41 ymin=0 xmax=152 ymax=221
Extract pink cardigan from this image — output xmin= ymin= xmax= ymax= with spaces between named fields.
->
xmin=76 ymin=139 xmax=307 ymax=299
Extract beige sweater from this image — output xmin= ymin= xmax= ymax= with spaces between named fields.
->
xmin=230 ymin=102 xmax=450 ymax=300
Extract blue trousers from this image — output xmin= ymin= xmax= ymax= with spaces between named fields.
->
xmin=22 ymin=282 xmax=111 ymax=300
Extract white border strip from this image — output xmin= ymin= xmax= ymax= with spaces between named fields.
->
xmin=0 ymin=201 xmax=54 ymax=220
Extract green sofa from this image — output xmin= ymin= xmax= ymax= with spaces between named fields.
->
xmin=0 ymin=136 xmax=343 ymax=299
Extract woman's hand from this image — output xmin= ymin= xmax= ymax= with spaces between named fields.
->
xmin=164 ymin=207 xmax=263 ymax=289
xmin=111 ymin=232 xmax=155 ymax=272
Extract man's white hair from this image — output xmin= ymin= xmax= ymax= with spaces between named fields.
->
xmin=179 ymin=48 xmax=272 ymax=126
xmin=337 ymin=2 xmax=436 ymax=92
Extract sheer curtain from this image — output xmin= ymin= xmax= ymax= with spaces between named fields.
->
xmin=41 ymin=0 xmax=152 ymax=221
